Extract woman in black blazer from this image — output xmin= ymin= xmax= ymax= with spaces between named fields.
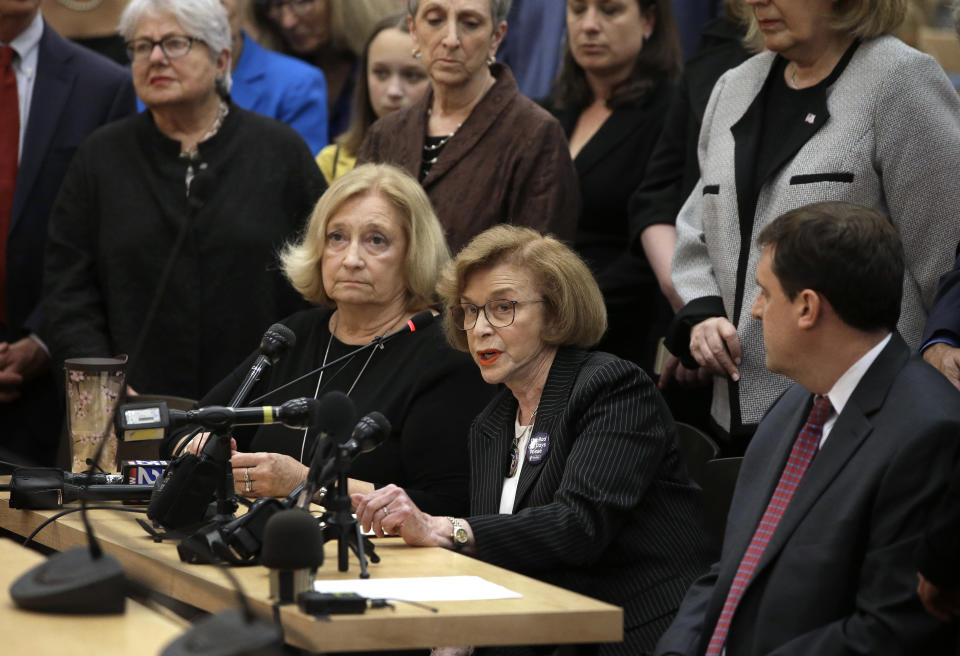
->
xmin=541 ymin=0 xmax=681 ymax=374
xmin=354 ymin=226 xmax=708 ymax=656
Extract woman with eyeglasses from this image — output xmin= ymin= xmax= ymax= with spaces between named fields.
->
xmin=43 ymin=0 xmax=325 ymax=400
xmin=251 ymin=0 xmax=403 ymax=139
xmin=353 ymin=225 xmax=708 ymax=656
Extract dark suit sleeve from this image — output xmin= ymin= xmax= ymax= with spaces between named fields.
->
xmin=22 ymin=70 xmax=136 ymax=339
xmin=921 ymin=252 xmax=960 ymax=346
xmin=763 ymin=420 xmax=960 ymax=656
xmin=506 ymin=118 xmax=580 ymax=244
xmin=43 ymin=145 xmax=114 ymax=363
xmin=469 ymin=358 xmax=671 ymax=570
xmin=917 ymin=459 xmax=960 ymax=587
xmin=628 ymin=82 xmax=691 ymax=254
xmin=654 ymin=561 xmax=720 ymax=656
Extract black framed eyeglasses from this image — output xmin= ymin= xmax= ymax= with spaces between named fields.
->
xmin=125 ymin=35 xmax=202 ymax=63
xmin=261 ymin=0 xmax=317 ymax=21
xmin=454 ymin=299 xmax=545 ymax=331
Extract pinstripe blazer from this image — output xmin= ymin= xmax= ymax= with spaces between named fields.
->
xmin=669 ymin=36 xmax=960 ymax=435
xmin=468 ymin=348 xmax=708 ymax=655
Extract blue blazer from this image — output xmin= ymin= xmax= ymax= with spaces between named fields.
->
xmin=230 ymin=32 xmax=328 ymax=155
xmin=2 ymin=22 xmax=134 ymax=466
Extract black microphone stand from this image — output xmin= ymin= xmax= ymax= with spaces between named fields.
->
xmin=320 ymin=447 xmax=379 ymax=578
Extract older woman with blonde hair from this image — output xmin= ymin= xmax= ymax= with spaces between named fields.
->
xmin=667 ymin=0 xmax=960 ymax=454
xmin=355 ymin=225 xmax=708 ymax=655
xmin=164 ymin=163 xmax=494 ymax=515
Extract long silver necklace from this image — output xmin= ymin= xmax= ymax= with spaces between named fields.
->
xmin=297 ymin=314 xmax=379 ymax=463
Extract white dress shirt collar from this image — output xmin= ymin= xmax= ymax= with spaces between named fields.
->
xmin=820 ymin=333 xmax=892 ymax=447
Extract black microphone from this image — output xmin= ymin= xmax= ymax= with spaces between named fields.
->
xmin=228 ymin=323 xmax=296 ymax=407
xmin=177 ymin=397 xmax=320 ymax=434
xmin=310 ymin=412 xmax=391 ymax=495
xmin=260 ymin=509 xmax=324 ymax=603
xmin=116 ymin=397 xmax=321 ymax=439
xmin=297 ymin=392 xmax=356 ymax=508
xmin=250 ymin=311 xmax=436 ymax=405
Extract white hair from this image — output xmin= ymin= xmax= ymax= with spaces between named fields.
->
xmin=119 ymin=0 xmax=232 ymax=94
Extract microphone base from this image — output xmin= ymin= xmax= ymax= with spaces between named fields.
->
xmin=9 ymin=546 xmax=126 ymax=614
xmin=161 ymin=607 xmax=283 ymax=656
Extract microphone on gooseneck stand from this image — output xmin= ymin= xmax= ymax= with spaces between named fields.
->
xmin=260 ymin=509 xmax=324 ymax=604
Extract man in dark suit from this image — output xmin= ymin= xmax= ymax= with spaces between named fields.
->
xmin=656 ymin=201 xmax=960 ymax=656
xmin=0 ymin=0 xmax=134 ymax=465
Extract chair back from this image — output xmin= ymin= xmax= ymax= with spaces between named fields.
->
xmin=674 ymin=421 xmax=720 ymax=486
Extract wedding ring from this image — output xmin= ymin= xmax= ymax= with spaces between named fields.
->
xmin=383 ymin=506 xmax=390 ymax=516
xmin=245 ymin=480 xmax=252 ymax=494
xmin=243 ymin=468 xmax=250 ymax=483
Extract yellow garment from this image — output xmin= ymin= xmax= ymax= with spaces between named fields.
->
xmin=316 ymin=144 xmax=357 ymax=184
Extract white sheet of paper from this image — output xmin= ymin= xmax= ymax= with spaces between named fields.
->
xmin=313 ymin=575 xmax=522 ymax=602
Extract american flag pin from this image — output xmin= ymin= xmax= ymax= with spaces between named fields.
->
xmin=805 ymin=113 xmax=816 ymax=124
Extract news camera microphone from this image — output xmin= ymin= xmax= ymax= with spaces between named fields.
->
xmin=297 ymin=392 xmax=356 ymax=508
xmin=250 ymin=310 xmax=436 ymax=404
xmin=260 ymin=509 xmax=324 ymax=603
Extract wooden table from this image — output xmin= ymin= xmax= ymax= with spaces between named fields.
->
xmin=0 ymin=537 xmax=187 ymax=654
xmin=0 ymin=500 xmax=622 ymax=652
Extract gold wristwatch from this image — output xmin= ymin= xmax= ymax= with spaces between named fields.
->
xmin=446 ymin=516 xmax=468 ymax=550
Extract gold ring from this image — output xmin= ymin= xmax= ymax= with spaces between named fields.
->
xmin=243 ymin=468 xmax=250 ymax=482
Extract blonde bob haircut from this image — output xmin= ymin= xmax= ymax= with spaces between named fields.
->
xmin=281 ymin=163 xmax=449 ymax=310
xmin=744 ymin=0 xmax=906 ymax=44
xmin=437 ymin=225 xmax=607 ymax=352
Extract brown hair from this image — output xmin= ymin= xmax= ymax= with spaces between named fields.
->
xmin=757 ymin=201 xmax=904 ymax=333
xmin=552 ymin=0 xmax=683 ymax=112
xmin=437 ymin=225 xmax=607 ymax=351
xmin=337 ymin=13 xmax=408 ymax=155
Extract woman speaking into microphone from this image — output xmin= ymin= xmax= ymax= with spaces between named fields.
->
xmin=164 ymin=164 xmax=494 ymax=516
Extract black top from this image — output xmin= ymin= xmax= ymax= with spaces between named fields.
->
xmin=163 ymin=307 xmax=496 ymax=517
xmin=751 ymin=47 xmax=857 ymax=201
xmin=44 ymin=103 xmax=326 ymax=398
xmin=628 ymin=17 xmax=751 ymax=250
xmin=543 ymin=77 xmax=674 ymax=371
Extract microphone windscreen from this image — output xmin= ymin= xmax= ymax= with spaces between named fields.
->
xmin=260 ymin=323 xmax=296 ymax=360
xmin=315 ymin=391 xmax=357 ymax=445
xmin=260 ymin=509 xmax=323 ymax=569
xmin=407 ymin=311 xmax=435 ymax=332
xmin=353 ymin=412 xmax=391 ymax=453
